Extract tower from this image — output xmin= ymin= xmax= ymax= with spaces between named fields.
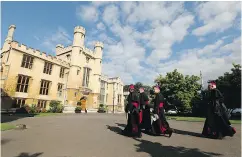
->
xmin=89 ymin=41 xmax=103 ymax=109
xmin=5 ymin=25 xmax=16 ymax=42
xmin=66 ymin=26 xmax=86 ymax=106
xmin=2 ymin=25 xmax=16 ymax=52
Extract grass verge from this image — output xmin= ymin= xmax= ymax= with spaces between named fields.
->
xmin=1 ymin=123 xmax=16 ymax=131
xmin=167 ymin=116 xmax=241 ymax=124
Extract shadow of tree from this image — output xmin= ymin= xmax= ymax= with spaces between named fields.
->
xmin=1 ymin=139 xmax=11 ymax=145
xmin=173 ymin=128 xmax=205 ymax=138
xmin=1 ymin=114 xmax=37 ymax=123
xmin=15 ymin=152 xmax=43 ymax=157
xmin=134 ymin=138 xmax=222 ymax=157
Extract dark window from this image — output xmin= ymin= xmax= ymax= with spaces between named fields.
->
xmin=16 ymin=75 xmax=30 ymax=93
xmin=37 ymin=100 xmax=47 ymax=108
xmin=39 ymin=80 xmax=51 ymax=95
xmin=57 ymin=83 xmax=63 ymax=97
xmin=59 ymin=67 xmax=65 ymax=78
xmin=77 ymin=70 xmax=80 ymax=75
xmin=12 ymin=98 xmax=26 ymax=108
xmin=43 ymin=62 xmax=53 ymax=75
xmin=86 ymin=57 xmax=90 ymax=63
xmin=21 ymin=54 xmax=34 ymax=69
xmin=66 ymin=54 xmax=71 ymax=60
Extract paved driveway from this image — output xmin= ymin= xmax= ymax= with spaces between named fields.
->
xmin=1 ymin=114 xmax=241 ymax=157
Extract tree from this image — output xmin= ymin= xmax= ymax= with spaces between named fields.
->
xmin=155 ymin=69 xmax=201 ymax=112
xmin=216 ymin=63 xmax=241 ymax=109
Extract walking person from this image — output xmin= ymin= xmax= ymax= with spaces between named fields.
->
xmin=202 ymin=81 xmax=236 ymax=139
xmin=122 ymin=84 xmax=142 ymax=138
xmin=151 ymin=85 xmax=173 ymax=137
xmin=80 ymin=96 xmax=88 ymax=113
xmin=139 ymin=87 xmax=152 ymax=132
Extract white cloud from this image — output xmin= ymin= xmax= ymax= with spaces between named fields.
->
xmin=41 ymin=27 xmax=72 ymax=53
xmin=198 ymin=38 xmax=205 ymax=42
xmin=193 ymin=2 xmax=241 ymax=36
xmin=76 ymin=5 xmax=99 ymax=22
xmin=157 ymin=37 xmax=241 ymax=84
xmin=103 ymin=4 xmax=120 ymax=26
xmin=97 ymin=22 xmax=106 ymax=31
xmin=73 ymin=2 xmax=240 ymax=85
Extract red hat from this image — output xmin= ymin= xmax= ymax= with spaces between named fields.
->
xmin=129 ymin=84 xmax=135 ymax=89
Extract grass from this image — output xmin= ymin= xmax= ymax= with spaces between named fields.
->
xmin=1 ymin=123 xmax=16 ymax=131
xmin=167 ymin=116 xmax=241 ymax=124
xmin=4 ymin=112 xmax=64 ymax=118
xmin=34 ymin=113 xmax=63 ymax=117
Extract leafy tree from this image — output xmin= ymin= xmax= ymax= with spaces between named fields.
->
xmin=216 ymin=63 xmax=241 ymax=109
xmin=155 ymin=69 xmax=201 ymax=112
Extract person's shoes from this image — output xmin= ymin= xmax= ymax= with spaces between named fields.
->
xmin=168 ymin=128 xmax=173 ymax=138
xmin=137 ymin=133 xmax=142 ymax=138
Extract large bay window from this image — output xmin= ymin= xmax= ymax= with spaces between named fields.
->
xmin=82 ymin=67 xmax=91 ymax=87
xmin=100 ymin=80 xmax=105 ymax=104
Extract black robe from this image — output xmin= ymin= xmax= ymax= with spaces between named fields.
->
xmin=202 ymin=88 xmax=236 ymax=139
xmin=123 ymin=92 xmax=141 ymax=137
xmin=139 ymin=92 xmax=151 ymax=130
xmin=151 ymin=92 xmax=171 ymax=135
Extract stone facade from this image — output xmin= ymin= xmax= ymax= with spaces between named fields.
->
xmin=0 ymin=25 xmax=124 ymax=112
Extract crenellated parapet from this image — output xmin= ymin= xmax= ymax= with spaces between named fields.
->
xmin=74 ymin=26 xmax=85 ymax=35
xmin=11 ymin=41 xmax=70 ymax=68
xmin=94 ymin=41 xmax=104 ymax=49
xmin=56 ymin=45 xmax=72 ymax=56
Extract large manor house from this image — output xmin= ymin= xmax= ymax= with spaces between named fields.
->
xmin=0 ymin=25 xmax=124 ymax=112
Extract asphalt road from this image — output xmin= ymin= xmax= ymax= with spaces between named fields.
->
xmin=1 ymin=114 xmax=241 ymax=157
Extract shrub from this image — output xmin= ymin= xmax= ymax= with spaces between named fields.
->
xmin=49 ymin=100 xmax=63 ymax=113
xmin=75 ymin=106 xmax=82 ymax=113
xmin=41 ymin=108 xmax=47 ymax=113
xmin=29 ymin=104 xmax=38 ymax=114
xmin=98 ymin=104 xmax=107 ymax=113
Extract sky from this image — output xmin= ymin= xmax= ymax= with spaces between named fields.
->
xmin=1 ymin=1 xmax=241 ymax=85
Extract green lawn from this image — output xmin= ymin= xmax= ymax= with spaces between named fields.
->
xmin=10 ymin=112 xmax=64 ymax=117
xmin=34 ymin=113 xmax=63 ymax=117
xmin=1 ymin=123 xmax=16 ymax=131
xmin=167 ymin=116 xmax=241 ymax=124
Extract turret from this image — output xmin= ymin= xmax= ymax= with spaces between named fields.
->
xmin=56 ymin=44 xmax=64 ymax=55
xmin=94 ymin=41 xmax=104 ymax=59
xmin=5 ymin=25 xmax=16 ymax=42
xmin=72 ymin=26 xmax=86 ymax=47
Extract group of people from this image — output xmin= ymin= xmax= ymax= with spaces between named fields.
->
xmin=122 ymin=84 xmax=173 ymax=138
xmin=122 ymin=81 xmax=236 ymax=140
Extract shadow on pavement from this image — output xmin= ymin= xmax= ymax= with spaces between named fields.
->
xmin=173 ymin=128 xmax=205 ymax=138
xmin=106 ymin=125 xmax=123 ymax=135
xmin=14 ymin=152 xmax=43 ymax=157
xmin=115 ymin=123 xmax=126 ymax=128
xmin=134 ymin=138 xmax=222 ymax=157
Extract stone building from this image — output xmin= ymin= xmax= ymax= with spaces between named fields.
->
xmin=100 ymin=75 xmax=124 ymax=112
xmin=0 ymin=25 xmax=124 ymax=112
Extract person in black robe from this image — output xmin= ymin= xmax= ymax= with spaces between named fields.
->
xmin=151 ymin=85 xmax=173 ymax=137
xmin=139 ymin=87 xmax=152 ymax=132
xmin=122 ymin=84 xmax=142 ymax=138
xmin=202 ymin=81 xmax=236 ymax=139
